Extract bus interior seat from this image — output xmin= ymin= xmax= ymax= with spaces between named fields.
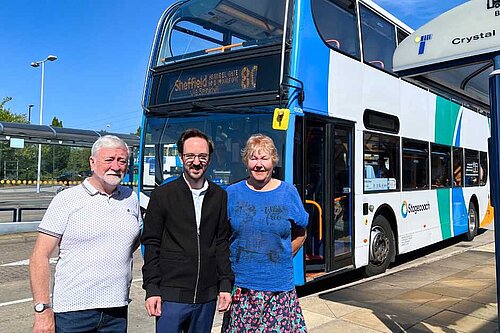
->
xmin=365 ymin=165 xmax=375 ymax=179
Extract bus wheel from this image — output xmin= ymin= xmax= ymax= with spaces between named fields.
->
xmin=465 ymin=203 xmax=478 ymax=241
xmin=364 ymin=215 xmax=395 ymax=277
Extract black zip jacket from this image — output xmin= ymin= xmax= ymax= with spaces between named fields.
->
xmin=141 ymin=177 xmax=234 ymax=303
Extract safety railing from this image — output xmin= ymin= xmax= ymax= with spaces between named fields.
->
xmin=0 ymin=207 xmax=47 ymax=222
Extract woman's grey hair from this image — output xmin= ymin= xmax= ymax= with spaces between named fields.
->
xmin=91 ymin=135 xmax=129 ymax=157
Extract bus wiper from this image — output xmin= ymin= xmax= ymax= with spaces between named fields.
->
xmin=192 ymin=101 xmax=218 ymax=110
xmin=192 ymin=101 xmax=269 ymax=114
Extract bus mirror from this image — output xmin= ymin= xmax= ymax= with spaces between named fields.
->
xmin=273 ymin=108 xmax=290 ymax=130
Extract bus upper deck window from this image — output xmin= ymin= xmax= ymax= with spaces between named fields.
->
xmin=311 ymin=0 xmax=361 ymax=59
xmin=156 ymin=0 xmax=287 ymax=65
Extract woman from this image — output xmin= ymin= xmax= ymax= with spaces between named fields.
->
xmin=223 ymin=134 xmax=308 ymax=332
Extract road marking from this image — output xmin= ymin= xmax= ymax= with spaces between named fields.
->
xmin=0 ymin=258 xmax=58 ymax=267
xmin=0 ymin=298 xmax=33 ymax=307
xmin=0 ymin=278 xmax=144 ymax=307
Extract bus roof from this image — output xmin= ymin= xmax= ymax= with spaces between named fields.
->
xmin=393 ymin=0 xmax=497 ymax=112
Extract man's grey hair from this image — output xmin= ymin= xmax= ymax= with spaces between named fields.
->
xmin=91 ymin=135 xmax=129 ymax=157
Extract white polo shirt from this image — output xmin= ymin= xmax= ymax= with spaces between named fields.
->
xmin=38 ymin=179 xmax=142 ymax=312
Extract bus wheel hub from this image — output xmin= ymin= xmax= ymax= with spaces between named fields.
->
xmin=370 ymin=226 xmax=389 ymax=264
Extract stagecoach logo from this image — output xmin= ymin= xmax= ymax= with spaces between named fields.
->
xmin=487 ymin=0 xmax=500 ymax=9
xmin=415 ymin=34 xmax=433 ymax=55
xmin=401 ymin=200 xmax=431 ymax=218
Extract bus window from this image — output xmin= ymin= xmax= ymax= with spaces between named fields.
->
xmin=359 ymin=4 xmax=397 ymax=72
xmin=452 ymin=147 xmax=463 ymax=187
xmin=465 ymin=149 xmax=480 ymax=187
xmin=397 ymin=28 xmax=409 ymax=45
xmin=431 ymin=144 xmax=451 ymax=189
xmin=169 ymin=21 xmax=225 ymax=62
xmin=402 ymin=139 xmax=429 ymax=191
xmin=479 ymin=151 xmax=488 ymax=186
xmin=157 ymin=0 xmax=287 ymax=65
xmin=311 ymin=0 xmax=361 ymax=59
xmin=363 ymin=132 xmax=399 ymax=192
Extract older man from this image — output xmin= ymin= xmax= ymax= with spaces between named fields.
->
xmin=30 ymin=135 xmax=142 ymax=333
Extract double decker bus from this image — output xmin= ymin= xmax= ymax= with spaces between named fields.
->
xmin=139 ymin=0 xmax=493 ymax=284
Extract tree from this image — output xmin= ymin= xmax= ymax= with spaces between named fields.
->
xmin=0 ymin=97 xmax=28 ymax=123
xmin=0 ymin=97 xmax=32 ymax=180
xmin=46 ymin=116 xmax=69 ymax=178
xmin=133 ymin=126 xmax=141 ymax=136
xmin=51 ymin=116 xmax=63 ymax=127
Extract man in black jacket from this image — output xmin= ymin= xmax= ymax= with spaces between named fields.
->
xmin=142 ymin=129 xmax=233 ymax=333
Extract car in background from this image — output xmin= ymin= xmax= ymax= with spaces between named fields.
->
xmin=56 ymin=170 xmax=91 ymax=182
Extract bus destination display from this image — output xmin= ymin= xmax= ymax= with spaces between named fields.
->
xmin=151 ymin=54 xmax=280 ymax=105
xmin=171 ymin=64 xmax=258 ymax=100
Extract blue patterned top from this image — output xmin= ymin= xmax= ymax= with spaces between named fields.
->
xmin=226 ymin=180 xmax=308 ymax=292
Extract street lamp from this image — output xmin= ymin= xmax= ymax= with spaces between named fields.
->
xmin=31 ymin=55 xmax=57 ymax=193
xmin=27 ymin=104 xmax=34 ymax=123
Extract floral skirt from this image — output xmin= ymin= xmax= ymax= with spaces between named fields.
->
xmin=221 ymin=288 xmax=307 ymax=333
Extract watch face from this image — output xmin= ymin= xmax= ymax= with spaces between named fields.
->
xmin=34 ymin=303 xmax=48 ymax=312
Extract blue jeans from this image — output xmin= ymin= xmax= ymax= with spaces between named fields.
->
xmin=54 ymin=306 xmax=128 ymax=333
xmin=156 ymin=300 xmax=216 ymax=333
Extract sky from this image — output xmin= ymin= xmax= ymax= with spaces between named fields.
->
xmin=0 ymin=0 xmax=467 ymax=135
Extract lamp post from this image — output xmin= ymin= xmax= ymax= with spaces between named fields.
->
xmin=31 ymin=55 xmax=57 ymax=193
xmin=27 ymin=104 xmax=34 ymax=123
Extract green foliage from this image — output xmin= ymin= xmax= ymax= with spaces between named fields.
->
xmin=51 ymin=116 xmax=63 ymax=127
xmin=66 ymin=147 xmax=91 ymax=174
xmin=0 ymin=97 xmax=29 ymax=123
xmin=0 ymin=100 xmax=90 ymax=181
xmin=133 ymin=126 xmax=141 ymax=136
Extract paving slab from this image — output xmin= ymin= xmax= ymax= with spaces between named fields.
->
xmin=299 ymin=230 xmax=498 ymax=332
xmin=448 ymin=300 xmax=498 ymax=323
xmin=424 ymin=310 xmax=498 ymax=333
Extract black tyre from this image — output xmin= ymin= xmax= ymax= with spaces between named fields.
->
xmin=363 ymin=215 xmax=395 ymax=277
xmin=465 ymin=202 xmax=478 ymax=241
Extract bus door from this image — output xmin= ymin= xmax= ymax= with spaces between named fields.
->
xmin=303 ymin=119 xmax=328 ymax=274
xmin=331 ymin=122 xmax=354 ymax=270
xmin=302 ymin=118 xmax=354 ymax=277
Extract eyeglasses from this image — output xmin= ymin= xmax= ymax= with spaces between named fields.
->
xmin=182 ymin=153 xmax=209 ymax=164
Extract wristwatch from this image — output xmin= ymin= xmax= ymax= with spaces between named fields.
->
xmin=34 ymin=303 xmax=51 ymax=313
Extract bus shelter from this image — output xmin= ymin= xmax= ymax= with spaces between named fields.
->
xmin=0 ymin=122 xmax=139 ymax=147
xmin=393 ymin=0 xmax=500 ymax=325
xmin=0 ymin=121 xmax=139 ymax=184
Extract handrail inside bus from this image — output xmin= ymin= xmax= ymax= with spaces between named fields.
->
xmin=369 ymin=60 xmax=385 ymax=69
xmin=305 ymin=199 xmax=322 ymax=240
xmin=205 ymin=43 xmax=243 ymax=54
xmin=326 ymin=39 xmax=340 ymax=49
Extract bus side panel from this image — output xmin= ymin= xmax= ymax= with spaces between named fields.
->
xmin=479 ymin=186 xmax=494 ymax=227
xmin=452 ymin=187 xmax=468 ymax=236
xmin=461 ymin=108 xmax=490 ymax=152
xmin=327 ymin=52 xmax=400 ymax=122
xmin=436 ymin=188 xmax=452 ymax=239
xmin=361 ymin=65 xmax=400 ymax=119
xmin=435 ymin=96 xmax=461 ymax=146
xmin=400 ymin=82 xmax=435 ymax=142
xmin=292 ymin=0 xmax=329 ymax=115
xmin=398 ymin=191 xmax=441 ymax=254
xmin=327 ymin=53 xmax=363 ymax=121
